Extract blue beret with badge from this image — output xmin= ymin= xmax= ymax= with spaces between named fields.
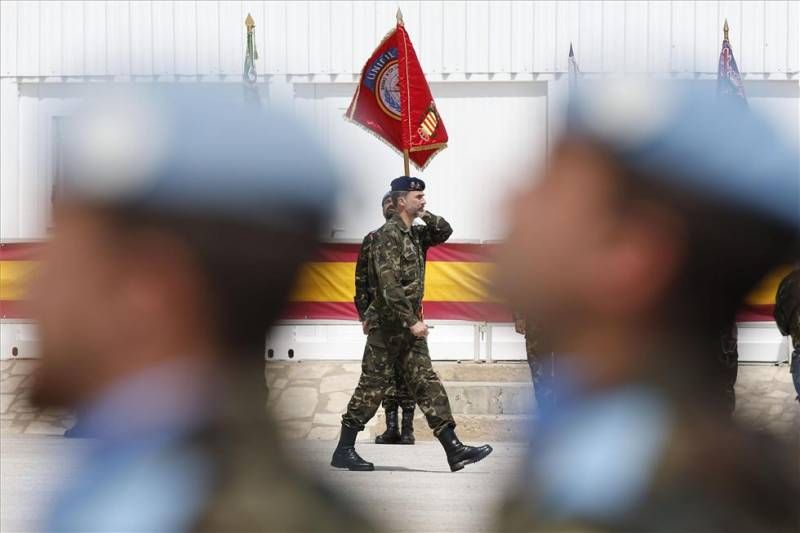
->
xmin=391 ymin=176 xmax=426 ymax=192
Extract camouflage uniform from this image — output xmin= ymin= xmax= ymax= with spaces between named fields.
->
xmin=775 ymin=268 xmax=800 ymax=401
xmin=343 ymin=212 xmax=456 ymax=436
xmin=512 ymin=312 xmax=557 ymax=410
xmin=354 ymin=231 xmax=415 ymax=413
xmin=717 ymin=319 xmax=739 ymax=414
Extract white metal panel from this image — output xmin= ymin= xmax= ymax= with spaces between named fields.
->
xmin=789 ymin=2 xmax=800 ymax=74
xmin=488 ymin=1 xmax=512 ymax=74
xmin=763 ymin=1 xmax=788 ymax=74
xmin=647 ymin=1 xmax=671 ymax=73
xmin=265 ymin=0 xmax=288 ymax=74
xmin=624 ymin=1 xmax=648 ymax=72
xmin=351 ymin=0 xmax=376 ymax=74
xmin=601 ymin=1 xmax=625 ymax=73
xmin=374 ymin=1 xmax=397 ymax=41
xmin=16 ymin=1 xmax=41 ymax=77
xmin=286 ymin=1 xmax=310 ymax=74
xmin=152 ymin=1 xmax=175 ymax=75
xmin=174 ymin=0 xmax=197 ymax=75
xmin=107 ymin=1 xmax=131 ymax=76
xmin=0 ymin=1 xmax=18 ymax=76
xmin=329 ymin=1 xmax=353 ymax=75
xmin=533 ymin=1 xmax=557 ymax=73
xmin=487 ymin=324 xmax=526 ymax=361
xmin=511 ymin=1 xmax=534 ymax=73
xmin=671 ymin=1 xmax=696 ymax=73
xmin=738 ymin=323 xmax=788 ymax=363
xmin=555 ymin=1 xmax=579 ymax=72
xmin=218 ymin=0 xmax=242 ymax=76
xmin=17 ymin=85 xmax=39 ymax=239
xmin=196 ymin=1 xmax=220 ymax=76
xmin=0 ymin=323 xmax=40 ymax=359
xmin=465 ymin=1 xmax=489 ymax=73
xmin=695 ymin=1 xmax=720 ymax=73
xmin=419 ymin=1 xmax=444 ymax=74
xmin=577 ymin=1 xmax=603 ymax=72
xmin=61 ymin=0 xmax=86 ymax=75
xmin=83 ymin=1 xmax=107 ymax=75
xmin=442 ymin=1 xmax=466 ymax=73
xmin=308 ymin=1 xmax=331 ymax=74
xmin=0 ymin=80 xmax=20 ymax=239
xmin=740 ymin=1 xmax=765 ymax=73
xmin=40 ymin=1 xmax=62 ymax=76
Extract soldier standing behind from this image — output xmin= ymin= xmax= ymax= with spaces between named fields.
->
xmin=775 ymin=267 xmax=800 ymax=402
xmin=332 ymin=176 xmax=493 ymax=472
xmin=512 ymin=312 xmax=557 ymax=413
xmin=354 ymin=191 xmax=417 ymax=445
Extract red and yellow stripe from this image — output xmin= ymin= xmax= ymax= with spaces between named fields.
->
xmin=0 ymin=242 xmax=788 ymax=323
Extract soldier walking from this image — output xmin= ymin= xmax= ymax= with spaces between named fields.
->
xmin=354 ymin=192 xmax=417 ymax=445
xmin=332 ymin=176 xmax=493 ymax=472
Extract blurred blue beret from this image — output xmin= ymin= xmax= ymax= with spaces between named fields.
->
xmin=61 ymin=86 xmax=339 ymax=231
xmin=566 ymin=80 xmax=799 ymax=231
xmin=391 ymin=176 xmax=426 ymax=192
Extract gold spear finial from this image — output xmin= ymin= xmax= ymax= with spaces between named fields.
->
xmin=245 ymin=13 xmax=255 ymax=31
xmin=723 ymin=19 xmax=729 ymax=41
xmin=396 ymin=8 xmax=404 ymax=26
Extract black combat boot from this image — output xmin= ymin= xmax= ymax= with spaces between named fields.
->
xmin=374 ymin=408 xmax=401 ymax=444
xmin=436 ymin=427 xmax=493 ymax=472
xmin=399 ymin=408 xmax=415 ymax=445
xmin=331 ymin=424 xmax=374 ymax=471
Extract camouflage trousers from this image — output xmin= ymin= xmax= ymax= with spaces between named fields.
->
xmin=342 ymin=328 xmax=455 ymax=436
xmin=381 ymin=358 xmax=416 ymax=412
xmin=790 ymin=314 xmax=800 ymax=402
xmin=717 ymin=330 xmax=740 ymax=415
xmin=525 ymin=332 xmax=557 ymax=411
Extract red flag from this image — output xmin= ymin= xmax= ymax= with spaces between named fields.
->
xmin=345 ymin=13 xmax=447 ymax=171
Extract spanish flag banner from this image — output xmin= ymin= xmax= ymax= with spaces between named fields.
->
xmin=345 ymin=9 xmax=447 ymax=171
xmin=0 ymin=242 xmax=786 ymax=323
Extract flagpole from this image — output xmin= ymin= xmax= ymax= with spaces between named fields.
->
xmin=397 ymin=8 xmax=410 ymax=176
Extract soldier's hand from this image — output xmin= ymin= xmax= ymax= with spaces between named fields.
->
xmin=410 ymin=321 xmax=429 ymax=337
xmin=362 ymin=322 xmax=369 ymax=335
xmin=514 ymin=319 xmax=526 ymax=335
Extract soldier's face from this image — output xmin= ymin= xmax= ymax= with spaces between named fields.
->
xmin=382 ymin=197 xmax=395 ymax=220
xmin=497 ymin=141 xmax=629 ymax=345
xmin=401 ymin=191 xmax=426 ymax=217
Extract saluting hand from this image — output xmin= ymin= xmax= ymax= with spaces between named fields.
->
xmin=410 ymin=321 xmax=429 ymax=338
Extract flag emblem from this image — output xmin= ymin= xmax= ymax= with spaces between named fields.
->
xmin=418 ymin=103 xmax=440 ymax=141
xmin=376 ymin=61 xmax=402 ymax=120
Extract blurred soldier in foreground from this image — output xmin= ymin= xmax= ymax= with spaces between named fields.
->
xmin=512 ymin=311 xmax=557 ymax=413
xmin=28 ymin=88 xmax=373 ymax=532
xmin=495 ymin=80 xmax=800 ymax=532
xmin=354 ymin=192 xmax=418 ymax=445
xmin=333 ymin=176 xmax=493 ymax=472
xmin=775 ymin=267 xmax=800 ymax=402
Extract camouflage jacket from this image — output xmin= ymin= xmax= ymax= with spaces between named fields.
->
xmin=369 ymin=212 xmax=453 ymax=328
xmin=775 ymin=268 xmax=800 ymax=346
xmin=353 ymin=230 xmax=379 ymax=324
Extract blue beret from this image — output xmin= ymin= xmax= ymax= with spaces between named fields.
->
xmin=382 ymin=191 xmax=392 ymax=205
xmin=566 ymin=80 xmax=799 ymax=232
xmin=391 ymin=176 xmax=426 ymax=192
xmin=61 ymin=87 xmax=339 ymax=231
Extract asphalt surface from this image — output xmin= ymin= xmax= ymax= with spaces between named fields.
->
xmin=0 ymin=434 xmax=525 ymax=533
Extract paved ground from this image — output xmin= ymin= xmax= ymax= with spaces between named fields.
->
xmin=0 ymin=434 xmax=520 ymax=533
xmin=2 ymin=359 xmax=798 ymax=442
